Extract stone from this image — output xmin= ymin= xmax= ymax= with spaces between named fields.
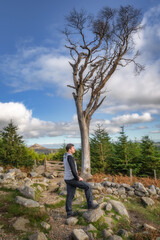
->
xmin=120 ymin=183 xmax=131 ymax=190
xmin=30 ymin=172 xmax=38 ymax=178
xmin=148 ymin=185 xmax=157 ymax=195
xmin=118 ymin=229 xmax=129 ymax=237
xmin=82 ymin=208 xmax=104 ymax=223
xmin=142 ymin=223 xmax=157 ymax=231
xmin=134 ymin=190 xmax=146 ymax=197
xmin=156 ymin=237 xmax=160 ymax=240
xmin=141 ymin=197 xmax=155 ymax=206
xmin=103 ymin=181 xmax=112 ymax=187
xmin=15 ymin=196 xmax=40 ymax=208
xmin=118 ymin=187 xmax=126 ymax=195
xmin=105 ymin=202 xmax=112 ymax=211
xmin=108 ymin=235 xmax=123 ymax=240
xmin=109 ymin=200 xmax=129 ymax=218
xmin=127 ymin=191 xmax=134 ymax=196
xmin=59 ymin=190 xmax=67 ymax=196
xmin=41 ymin=221 xmax=50 ymax=230
xmin=104 ymin=216 xmax=114 ymax=229
xmin=66 ymin=217 xmax=78 ymax=226
xmin=52 ymin=171 xmax=58 ymax=177
xmin=133 ymin=182 xmax=147 ymax=193
xmin=85 ymin=224 xmax=97 ymax=232
xmin=28 ymin=232 xmax=48 ymax=240
xmin=19 ymin=185 xmax=35 ymax=200
xmin=0 ymin=167 xmax=4 ymax=172
xmin=71 ymin=229 xmax=89 ymax=240
xmin=13 ymin=217 xmax=30 ymax=232
xmin=102 ymin=229 xmax=113 ymax=238
xmin=106 ymin=188 xmax=113 ymax=194
xmin=48 ymin=182 xmax=59 ymax=192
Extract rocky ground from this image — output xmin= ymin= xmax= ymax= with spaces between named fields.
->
xmin=0 ymin=162 xmax=160 ymax=240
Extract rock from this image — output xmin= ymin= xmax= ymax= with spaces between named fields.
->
xmin=109 ymin=200 xmax=129 ymax=218
xmin=108 ymin=235 xmax=123 ymax=240
xmin=134 ymin=190 xmax=146 ymax=197
xmin=28 ymin=232 xmax=48 ymax=240
xmin=141 ymin=197 xmax=155 ymax=206
xmin=106 ymin=188 xmax=113 ymax=194
xmin=82 ymin=208 xmax=104 ymax=222
xmin=19 ymin=185 xmax=35 ymax=200
xmin=43 ymin=172 xmax=52 ymax=178
xmin=127 ymin=191 xmax=134 ymax=196
xmin=133 ymin=182 xmax=147 ymax=193
xmin=15 ymin=196 xmax=40 ymax=208
xmin=30 ymin=172 xmax=38 ymax=178
xmin=73 ymin=196 xmax=84 ymax=205
xmin=57 ymin=172 xmax=64 ymax=178
xmin=0 ymin=167 xmax=4 ymax=172
xmin=103 ymin=181 xmax=112 ymax=187
xmin=85 ymin=224 xmax=97 ymax=232
xmin=118 ymin=229 xmax=129 ymax=237
xmin=120 ymin=194 xmax=126 ymax=199
xmin=71 ymin=229 xmax=89 ymax=240
xmin=66 ymin=217 xmax=78 ymax=226
xmin=16 ymin=172 xmax=27 ymax=179
xmin=105 ymin=202 xmax=112 ymax=211
xmin=118 ymin=187 xmax=126 ymax=195
xmin=48 ymin=182 xmax=59 ymax=192
xmin=120 ymin=183 xmax=131 ymax=190
xmin=104 ymin=216 xmax=114 ymax=229
xmin=102 ymin=229 xmax=113 ymax=238
xmin=148 ymin=185 xmax=157 ymax=195
xmin=52 ymin=171 xmax=58 ymax=177
xmin=41 ymin=221 xmax=50 ymax=230
xmin=59 ymin=190 xmax=67 ymax=196
xmin=13 ymin=217 xmax=30 ymax=232
xmin=142 ymin=223 xmax=157 ymax=231
xmin=156 ymin=237 xmax=160 ymax=240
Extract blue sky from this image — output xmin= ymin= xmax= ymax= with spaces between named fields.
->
xmin=0 ymin=0 xmax=160 ymax=148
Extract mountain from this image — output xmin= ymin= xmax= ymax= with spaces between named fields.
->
xmin=29 ymin=143 xmax=57 ymax=154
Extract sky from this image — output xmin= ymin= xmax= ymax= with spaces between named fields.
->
xmin=0 ymin=0 xmax=160 ymax=148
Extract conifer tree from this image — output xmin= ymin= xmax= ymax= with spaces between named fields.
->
xmin=139 ymin=136 xmax=160 ymax=177
xmin=90 ymin=125 xmax=113 ymax=174
xmin=0 ymin=121 xmax=34 ymax=167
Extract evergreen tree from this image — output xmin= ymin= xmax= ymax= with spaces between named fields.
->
xmin=90 ymin=125 xmax=113 ymax=174
xmin=0 ymin=121 xmax=34 ymax=167
xmin=139 ymin=136 xmax=160 ymax=177
xmin=110 ymin=127 xmax=138 ymax=175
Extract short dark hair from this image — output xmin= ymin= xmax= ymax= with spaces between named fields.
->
xmin=66 ymin=143 xmax=74 ymax=152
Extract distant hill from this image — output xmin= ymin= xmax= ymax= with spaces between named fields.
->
xmin=29 ymin=144 xmax=57 ymax=154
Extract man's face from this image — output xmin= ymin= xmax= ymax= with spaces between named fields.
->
xmin=70 ymin=146 xmax=76 ymax=154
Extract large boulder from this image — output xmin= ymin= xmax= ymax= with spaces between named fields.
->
xmin=108 ymin=200 xmax=129 ymax=218
xmin=19 ymin=185 xmax=35 ymax=200
xmin=15 ymin=196 xmax=40 ymax=208
xmin=71 ymin=229 xmax=89 ymax=240
xmin=82 ymin=208 xmax=104 ymax=222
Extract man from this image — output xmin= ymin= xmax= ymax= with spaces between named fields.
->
xmin=63 ymin=143 xmax=99 ymax=218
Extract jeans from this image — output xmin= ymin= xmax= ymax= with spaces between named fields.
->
xmin=65 ymin=179 xmax=93 ymax=215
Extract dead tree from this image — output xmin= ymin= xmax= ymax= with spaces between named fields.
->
xmin=64 ymin=5 xmax=144 ymax=179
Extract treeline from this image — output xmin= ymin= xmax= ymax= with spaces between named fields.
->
xmin=0 ymin=122 xmax=160 ymax=178
xmin=89 ymin=125 xmax=160 ymax=177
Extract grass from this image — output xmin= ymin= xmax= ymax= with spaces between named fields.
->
xmin=45 ymin=200 xmax=65 ymax=209
xmin=124 ymin=197 xmax=160 ymax=226
xmin=0 ymin=188 xmax=49 ymax=235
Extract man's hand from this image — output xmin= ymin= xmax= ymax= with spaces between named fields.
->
xmin=79 ymin=177 xmax=83 ymax=181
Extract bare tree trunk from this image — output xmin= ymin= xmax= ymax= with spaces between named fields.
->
xmin=79 ymin=117 xmax=92 ymax=180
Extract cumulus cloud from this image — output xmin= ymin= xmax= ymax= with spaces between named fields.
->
xmin=0 ymin=102 xmax=153 ymax=139
xmin=0 ymin=46 xmax=72 ymax=97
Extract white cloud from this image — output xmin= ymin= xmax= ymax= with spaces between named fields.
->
xmin=0 ymin=102 xmax=153 ymax=140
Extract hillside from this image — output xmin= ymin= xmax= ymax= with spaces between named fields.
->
xmin=29 ymin=143 xmax=57 ymax=154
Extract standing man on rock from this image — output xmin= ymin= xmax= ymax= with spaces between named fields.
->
xmin=63 ymin=143 xmax=99 ymax=218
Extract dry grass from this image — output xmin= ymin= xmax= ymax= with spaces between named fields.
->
xmin=91 ymin=173 xmax=160 ymax=188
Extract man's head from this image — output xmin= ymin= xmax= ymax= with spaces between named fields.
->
xmin=66 ymin=143 xmax=75 ymax=154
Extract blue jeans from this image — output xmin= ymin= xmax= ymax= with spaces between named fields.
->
xmin=65 ymin=179 xmax=93 ymax=215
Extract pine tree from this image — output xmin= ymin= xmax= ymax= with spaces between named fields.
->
xmin=90 ymin=125 xmax=113 ymax=174
xmin=110 ymin=127 xmax=138 ymax=175
xmin=0 ymin=121 xmax=34 ymax=167
xmin=139 ymin=136 xmax=160 ymax=177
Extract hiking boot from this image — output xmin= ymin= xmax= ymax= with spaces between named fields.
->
xmin=88 ymin=204 xmax=99 ymax=210
xmin=67 ymin=211 xmax=78 ymax=218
